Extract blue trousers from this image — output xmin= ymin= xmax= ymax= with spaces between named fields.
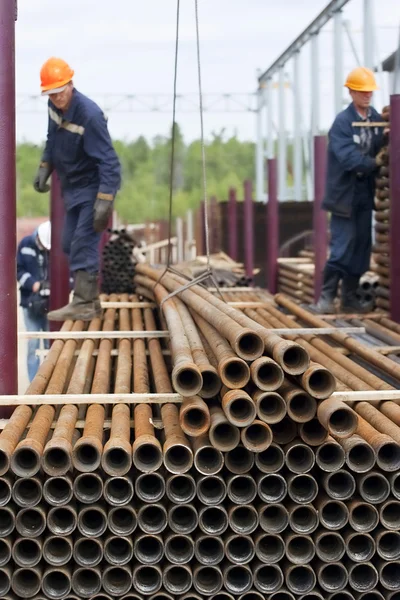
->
xmin=327 ymin=205 xmax=372 ymax=278
xmin=62 ymin=197 xmax=101 ymax=274
xmin=23 ymin=308 xmax=49 ymax=382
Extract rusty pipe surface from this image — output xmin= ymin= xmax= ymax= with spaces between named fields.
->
xmin=250 ymin=356 xmax=284 ymax=391
xmin=284 ymin=563 xmax=316 ymax=595
xmin=356 ymin=401 xmax=400 ymax=444
xmin=241 ymin=419 xmax=272 ymax=452
xmin=135 ymin=267 xmax=264 ymax=362
xmin=287 ymin=473 xmax=318 ymax=504
xmin=11 ymin=405 xmax=55 ymax=477
xmin=136 ymin=472 xmax=166 ymax=503
xmin=345 ymin=530 xmax=376 ymax=562
xmin=162 ymin=403 xmax=193 ymax=474
xmin=103 ymin=476 xmax=134 ymax=506
xmin=107 ymin=505 xmax=137 ymax=536
xmin=285 ymin=534 xmax=316 ymax=565
xmin=0 ymin=476 xmax=12 ymax=507
xmin=179 ymin=395 xmax=211 ymax=437
xmin=192 ymin=434 xmax=224 ymax=475
xmin=258 ymin=504 xmax=289 ymax=534
xmin=284 ymin=439 xmax=315 ymax=474
xmin=254 ymin=532 xmax=285 ymax=563
xmin=165 ymin=533 xmax=195 ymax=564
xmin=225 ymin=445 xmax=254 ymax=474
xmin=209 ymin=404 xmax=240 ymax=452
xmin=288 ymin=502 xmax=319 ymax=535
xmin=376 ymin=529 xmax=400 ymax=561
xmin=71 ymin=567 xmax=102 ymax=599
xmin=104 ymin=534 xmax=133 ymax=565
xmin=347 ymin=562 xmax=378 ymax=593
xmin=257 ymin=472 xmax=287 ymax=503
xmin=163 ymin=564 xmax=192 ymax=595
xmin=198 ymin=505 xmax=229 ymax=535
xmin=315 ymin=436 xmax=345 ymax=472
xmin=12 ymin=537 xmax=42 ymax=567
xmin=221 ymin=388 xmax=256 ymax=427
xmin=43 ymin=475 xmax=73 ymax=506
xmin=298 ymin=418 xmax=328 ymax=446
xmin=0 ymin=538 xmax=11 ymax=568
xmin=348 ymin=499 xmax=379 ymax=532
xmin=191 ymin=311 xmax=250 ymax=389
xmin=0 ymin=405 xmax=32 ymax=475
xmin=132 ymin=564 xmax=163 ymax=596
xmin=316 ymin=562 xmax=348 ymax=593
xmin=72 ymin=404 xmax=104 ymax=473
xmin=101 ymin=404 xmax=132 ymax=476
xmin=255 ymin=443 xmax=285 ymax=473
xmin=294 ymin=361 xmax=336 ymax=400
xmin=196 ymin=474 xmax=226 ymax=505
xmin=168 ymin=503 xmax=198 ymax=534
xmin=380 ymin=499 xmax=400 ymax=530
xmin=77 ymin=504 xmax=107 ymax=538
xmin=280 ymin=381 xmax=317 ymax=424
xmin=42 ymin=404 xmax=79 ymax=476
xmin=73 ymin=472 xmax=103 ymax=504
xmin=43 ymin=535 xmax=73 ymax=566
xmin=138 ymin=503 xmax=168 ymax=534
xmin=252 ymin=389 xmax=287 ymax=425
xmin=322 ymin=469 xmax=356 ymax=500
xmin=224 ymin=534 xmax=255 ymax=565
xmin=223 ymin=563 xmax=253 ymax=595
xmin=227 ymin=474 xmax=257 ymax=504
xmin=16 ymin=505 xmax=46 ymax=538
xmin=193 ymin=564 xmax=223 ymax=595
xmin=73 ymin=537 xmax=103 ymax=567
xmin=357 ymin=470 xmax=391 ymax=504
xmin=314 ymin=531 xmax=345 ymax=562
xmin=11 ymin=567 xmax=41 ymax=598
xmin=317 ymin=399 xmax=358 ymax=439
xmin=12 ymin=477 xmax=42 ymax=508
xmin=335 ymin=434 xmax=376 ymax=473
xmin=42 ymin=566 xmax=72 ymax=600
xmin=165 ymin=474 xmax=195 ymax=504
xmin=132 ymin=405 xmax=163 ymax=473
xmin=355 ymin=412 xmax=400 ymax=472
xmin=195 ymin=534 xmax=225 ymax=565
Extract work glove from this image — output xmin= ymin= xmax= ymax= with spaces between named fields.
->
xmin=33 ymin=162 xmax=52 ymax=193
xmin=375 ymin=148 xmax=389 ymax=168
xmin=94 ymin=193 xmax=114 ymax=233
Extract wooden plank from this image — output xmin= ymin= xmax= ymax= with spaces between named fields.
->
xmin=352 ymin=121 xmax=389 ymax=127
xmin=35 ymin=349 xmax=172 ymax=358
xmin=101 ymin=301 xmax=156 ymax=309
xmin=333 ymin=390 xmax=400 ymax=402
xmin=0 ymin=393 xmax=182 ymax=406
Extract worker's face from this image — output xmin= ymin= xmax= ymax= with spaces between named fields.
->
xmin=49 ymin=82 xmax=74 ymax=111
xmin=350 ymin=90 xmax=373 ymax=110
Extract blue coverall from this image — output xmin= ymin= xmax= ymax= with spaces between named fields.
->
xmin=322 ymin=103 xmax=383 ymax=278
xmin=17 ymin=232 xmax=50 ymax=381
xmin=42 ymin=89 xmax=121 ymax=273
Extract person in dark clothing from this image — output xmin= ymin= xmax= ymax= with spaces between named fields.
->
xmin=33 ymin=57 xmax=121 ymax=321
xmin=17 ymin=221 xmax=51 ymax=381
xmin=316 ymin=66 xmax=387 ymax=313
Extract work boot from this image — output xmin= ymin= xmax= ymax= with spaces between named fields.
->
xmin=341 ymin=275 xmax=372 ymax=314
xmin=314 ymin=266 xmax=341 ymax=314
xmin=47 ymin=270 xmax=102 ymax=321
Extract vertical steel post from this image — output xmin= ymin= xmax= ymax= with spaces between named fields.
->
xmin=0 ymin=0 xmax=17 ymax=411
xmin=313 ymin=136 xmax=328 ymax=303
xmin=256 ymin=86 xmax=265 ymax=201
xmin=334 ymin=7 xmax=344 ymax=115
xmin=267 ymin=159 xmax=279 ymax=294
xmin=228 ymin=187 xmax=238 ymax=261
xmin=390 ymin=94 xmax=400 ymax=321
xmin=243 ymin=180 xmax=254 ymax=285
xmin=49 ymin=173 xmax=70 ymax=330
xmin=197 ymin=201 xmax=205 ymax=257
xmin=363 ymin=0 xmax=374 ymax=70
xmin=310 ymin=33 xmax=320 ymax=201
xmin=278 ymin=67 xmax=287 ymax=201
xmin=266 ymin=78 xmax=274 ymax=160
xmin=176 ymin=217 xmax=184 ymax=263
xmin=185 ymin=209 xmax=195 ymax=260
xmin=293 ymin=52 xmax=302 ymax=201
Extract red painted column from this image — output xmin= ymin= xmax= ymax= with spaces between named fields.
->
xmin=49 ymin=173 xmax=70 ymax=331
xmin=313 ymin=135 xmax=328 ymax=303
xmin=0 ymin=0 xmax=17 ymax=413
xmin=267 ymin=159 xmax=279 ymax=294
xmin=228 ymin=187 xmax=238 ymax=261
xmin=243 ymin=180 xmax=254 ymax=285
xmin=390 ymin=94 xmax=400 ymax=321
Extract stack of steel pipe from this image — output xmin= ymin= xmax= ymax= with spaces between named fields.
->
xmin=277 ymin=259 xmax=315 ymax=304
xmin=101 ymin=229 xmax=136 ymax=294
xmin=373 ymin=105 xmax=390 ymax=311
xmin=0 ymin=281 xmax=400 ymax=599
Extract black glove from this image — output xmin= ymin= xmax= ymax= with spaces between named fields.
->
xmin=33 ymin=162 xmax=52 ymax=193
xmin=94 ymin=193 xmax=114 ymax=233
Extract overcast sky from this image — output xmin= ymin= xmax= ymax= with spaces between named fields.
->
xmin=15 ymin=0 xmax=400 ymax=145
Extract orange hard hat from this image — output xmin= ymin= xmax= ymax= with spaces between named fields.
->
xmin=40 ymin=57 xmax=74 ymax=96
xmin=344 ymin=67 xmax=378 ymax=92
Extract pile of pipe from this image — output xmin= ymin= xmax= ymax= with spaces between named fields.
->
xmin=101 ymin=229 xmax=137 ymax=294
xmin=0 ymin=275 xmax=399 ymax=600
xmin=373 ymin=105 xmax=390 ymax=311
xmin=277 ymin=258 xmax=315 ymax=304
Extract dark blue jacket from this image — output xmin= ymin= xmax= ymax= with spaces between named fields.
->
xmin=322 ymin=103 xmax=383 ymax=218
xmin=42 ymin=89 xmax=121 ymax=207
xmin=17 ymin=233 xmax=49 ymax=308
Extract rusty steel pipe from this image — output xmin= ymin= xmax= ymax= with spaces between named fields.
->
xmin=11 ymin=405 xmax=55 ymax=477
xmin=348 ymin=499 xmax=379 ymax=533
xmin=179 ymin=395 xmax=211 ymax=437
xmin=168 ymin=503 xmax=198 ymax=534
xmin=12 ymin=537 xmax=42 ymax=567
xmin=16 ymin=505 xmax=46 ymax=538
xmin=229 ymin=504 xmax=259 ymax=535
xmin=295 ymin=362 xmax=336 ymax=400
xmin=314 ymin=531 xmax=345 ymax=562
xmin=165 ymin=474 xmax=196 ymax=504
xmin=72 ymin=567 xmax=101 ymax=599
xmin=376 ymin=530 xmax=400 ymax=561
xmin=132 ymin=564 xmax=163 ymax=596
xmin=389 ymin=471 xmax=400 ymax=499
xmin=138 ymin=503 xmax=168 ymax=535
xmin=0 ymin=567 xmax=12 ymax=597
xmin=0 ymin=406 xmax=32 ymax=476
xmin=193 ymin=565 xmax=223 ymax=596
xmin=73 ymin=537 xmax=103 ymax=567
xmin=227 ymin=474 xmax=257 ymax=504
xmin=42 ymin=405 xmax=79 ymax=476
xmin=192 ymin=434 xmax=224 ymax=475
xmin=255 ymin=532 xmax=285 ymax=563
xmin=162 ymin=403 xmax=193 ymax=474
xmin=270 ymin=417 xmax=297 ymax=445
xmin=77 ymin=504 xmax=107 ymax=538
xmin=43 ymin=476 xmax=73 ymax=506
xmin=377 ymin=561 xmax=400 ymax=591
xmin=225 ymin=445 xmax=254 ymax=474
xmin=316 ymin=562 xmax=348 ymax=593
xmin=223 ymin=563 xmax=253 ymax=595
xmin=345 ymin=530 xmax=375 ymax=562
xmin=163 ymin=564 xmax=192 ymax=595
xmin=198 ymin=505 xmax=229 ymax=535
xmin=12 ymin=477 xmax=42 ymax=508
xmin=253 ymin=563 xmax=284 ymax=594
xmin=241 ymin=419 xmax=272 ymax=452
xmin=11 ymin=567 xmax=40 ymax=598
xmin=285 ymin=534 xmax=315 ymax=565
xmin=132 ymin=404 xmax=163 ymax=474
xmin=221 ymin=388 xmax=256 ymax=427
xmin=136 ymin=472 xmax=165 ymax=503
xmin=315 ymin=496 xmax=349 ymax=530
xmin=0 ymin=538 xmax=11 ymax=568
xmin=0 ymin=506 xmax=16 ymax=536
xmin=357 ymin=470 xmax=391 ymax=504
xmin=101 ymin=404 xmax=132 ymax=476
xmin=209 ymin=405 xmax=240 ymax=452
xmin=250 ymin=356 xmax=284 ymax=391
xmin=288 ymin=503 xmax=319 ymax=534
xmin=288 ymin=473 xmax=318 ymax=504
xmin=196 ymin=474 xmax=226 ymax=505
xmin=280 ymin=381 xmax=317 ymax=424
xmin=348 ymin=562 xmax=378 ymax=593
xmin=73 ymin=473 xmax=103 ymax=504
xmin=285 ymin=439 xmax=315 ymax=474
xmin=322 ymin=469 xmax=356 ymax=500
xmin=257 ymin=472 xmax=287 ymax=503
xmin=315 ymin=436 xmax=345 ymax=472
xmin=269 ymin=588 xmax=296 ymax=600
xmin=284 ymin=563 xmax=316 ymax=595
xmin=191 ymin=312 xmax=250 ymax=389
xmin=0 ymin=476 xmax=12 ymax=506
xmin=107 ymin=505 xmax=137 ymax=536
xmin=103 ymin=476 xmax=133 ymax=506
xmin=224 ymin=534 xmax=255 ymax=565
xmin=195 ymin=534 xmax=225 ymax=565
xmin=336 ymin=434 xmax=376 ymax=473
xmin=298 ymin=418 xmax=328 ymax=446
xmin=317 ymin=399 xmax=358 ymax=439
xmin=252 ymin=390 xmax=286 ymax=425
xmin=255 ymin=443 xmax=285 ymax=473
xmin=165 ymin=533 xmax=195 ymax=564
xmin=133 ymin=533 xmax=164 ymax=565
xmin=43 ymin=535 xmax=73 ymax=566
xmin=103 ymin=535 xmax=133 ymax=566
xmin=380 ymin=500 xmax=400 ymax=530
xmin=259 ymin=504 xmax=289 ymax=534
xmin=72 ymin=404 xmax=104 ymax=473
xmin=42 ymin=566 xmax=72 ymax=600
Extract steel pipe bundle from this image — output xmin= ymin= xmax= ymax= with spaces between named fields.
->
xmin=101 ymin=229 xmax=136 ymax=294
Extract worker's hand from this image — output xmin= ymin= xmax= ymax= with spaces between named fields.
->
xmin=375 ymin=148 xmax=389 ymax=168
xmin=32 ymin=281 xmax=41 ymax=293
xmin=93 ymin=194 xmax=113 ymax=233
xmin=382 ymin=105 xmax=390 ymax=121
xmin=33 ymin=162 xmax=52 ymax=193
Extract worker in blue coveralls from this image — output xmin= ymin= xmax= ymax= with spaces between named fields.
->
xmin=33 ymin=57 xmax=121 ymax=321
xmin=315 ymin=67 xmax=388 ymax=314
xmin=17 ymin=221 xmax=51 ymax=381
